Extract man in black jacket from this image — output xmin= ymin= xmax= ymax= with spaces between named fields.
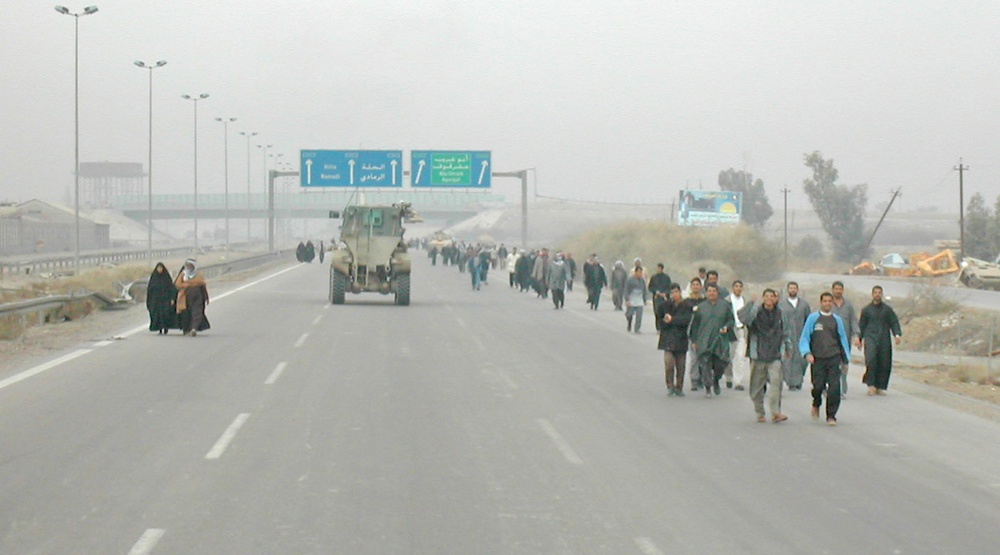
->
xmin=656 ymin=284 xmax=693 ymax=396
xmin=648 ymin=263 xmax=673 ymax=327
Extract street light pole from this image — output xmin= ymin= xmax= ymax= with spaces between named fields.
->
xmin=181 ymin=93 xmax=209 ymax=251
xmin=215 ymin=117 xmax=236 ymax=250
xmin=135 ymin=60 xmax=166 ymax=265
xmin=239 ymin=131 xmax=257 ymax=242
xmin=55 ymin=4 xmax=98 ymax=274
xmin=257 ymin=144 xmax=272 ymax=240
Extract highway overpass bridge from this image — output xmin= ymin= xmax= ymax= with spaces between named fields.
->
xmin=116 ymin=190 xmax=504 ymax=225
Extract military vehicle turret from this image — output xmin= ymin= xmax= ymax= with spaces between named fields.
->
xmin=329 ymin=202 xmax=421 ymax=305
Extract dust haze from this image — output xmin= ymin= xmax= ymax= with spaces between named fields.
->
xmin=1 ymin=0 xmax=997 ymax=211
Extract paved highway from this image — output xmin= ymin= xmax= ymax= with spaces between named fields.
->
xmin=1 ymin=258 xmax=999 ymax=554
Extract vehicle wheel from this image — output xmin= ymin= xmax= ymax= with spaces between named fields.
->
xmin=331 ymin=271 xmax=347 ymax=304
xmin=395 ymin=273 xmax=410 ymax=306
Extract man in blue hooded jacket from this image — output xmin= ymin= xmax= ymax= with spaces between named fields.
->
xmin=799 ymin=292 xmax=851 ymax=426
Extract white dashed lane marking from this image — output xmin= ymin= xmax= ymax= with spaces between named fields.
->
xmin=265 ymin=362 xmax=287 ymax=385
xmin=537 ymin=418 xmax=583 ymax=465
xmin=128 ymin=528 xmax=165 ymax=555
xmin=634 ymin=537 xmax=665 ymax=555
xmin=205 ymin=413 xmax=251 ymax=460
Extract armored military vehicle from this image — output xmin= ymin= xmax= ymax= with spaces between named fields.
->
xmin=427 ymin=230 xmax=454 ymax=252
xmin=329 ymin=202 xmax=421 ymax=305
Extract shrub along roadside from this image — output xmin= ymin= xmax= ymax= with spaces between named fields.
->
xmin=559 ymin=221 xmax=783 ymax=283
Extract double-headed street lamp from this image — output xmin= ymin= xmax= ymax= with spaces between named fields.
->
xmin=54 ymin=4 xmax=99 ymax=274
xmin=215 ymin=117 xmax=237 ymax=250
xmin=181 ymin=93 xmax=209 ymax=251
xmin=134 ymin=60 xmax=167 ymax=265
xmin=238 ymin=131 xmax=257 ymax=241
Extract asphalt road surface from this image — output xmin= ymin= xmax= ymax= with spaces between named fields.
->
xmin=2 ymin=258 xmax=1000 ymax=554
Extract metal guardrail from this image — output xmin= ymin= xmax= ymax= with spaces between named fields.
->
xmin=0 ymin=250 xmax=293 ymax=325
xmin=0 ymin=242 xmax=258 ymax=280
xmin=0 ymin=292 xmax=119 ymax=324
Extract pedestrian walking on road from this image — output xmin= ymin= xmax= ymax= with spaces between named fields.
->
xmin=565 ymin=252 xmax=577 ymax=292
xmin=858 ymin=285 xmax=902 ymax=396
xmin=688 ymin=283 xmax=735 ymax=397
xmin=175 ymin=259 xmax=210 ymax=337
xmin=532 ymin=248 xmax=550 ymax=299
xmin=624 ymin=267 xmax=648 ymax=333
xmin=800 ymin=292 xmax=851 ymax=426
xmin=830 ymin=281 xmax=858 ymax=397
xmin=507 ymin=248 xmax=519 ymax=288
xmin=467 ymin=248 xmax=482 ymax=290
xmin=739 ymin=288 xmax=791 ymax=423
xmin=146 ymin=262 xmax=177 ymax=334
xmin=685 ymin=277 xmax=705 ymax=391
xmin=648 ymin=263 xmax=672 ymax=322
xmin=726 ymin=280 xmax=749 ymax=390
xmin=547 ymin=253 xmax=571 ymax=309
xmin=583 ymin=254 xmax=608 ymax=310
xmin=610 ymin=260 xmax=628 ymax=311
xmin=657 ymin=283 xmax=693 ymax=396
xmin=780 ymin=281 xmax=811 ymax=390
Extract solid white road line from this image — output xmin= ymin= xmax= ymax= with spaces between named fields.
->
xmin=265 ymin=362 xmax=287 ymax=385
xmin=0 ymin=349 xmax=91 ymax=393
xmin=128 ymin=528 xmax=166 ymax=555
xmin=312 ymin=314 xmax=323 ymax=325
xmin=205 ymin=413 xmax=251 ymax=460
xmin=93 ymin=340 xmax=113 ymax=348
xmin=0 ymin=263 xmax=304 ymax=393
xmin=293 ymin=333 xmax=309 ymax=348
xmin=537 ymin=418 xmax=583 ymax=465
xmin=212 ymin=263 xmax=302 ymax=301
xmin=634 ymin=537 xmax=665 ymax=555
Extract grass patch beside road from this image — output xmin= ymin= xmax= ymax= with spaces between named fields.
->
xmin=559 ymin=221 xmax=782 ymax=282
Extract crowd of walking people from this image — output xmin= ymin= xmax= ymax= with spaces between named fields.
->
xmin=431 ymin=243 xmax=904 ymax=426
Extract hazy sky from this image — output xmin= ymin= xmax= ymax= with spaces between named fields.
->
xmin=1 ymin=0 xmax=997 ymax=210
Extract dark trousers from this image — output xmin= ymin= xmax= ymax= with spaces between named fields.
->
xmin=863 ymin=340 xmax=894 ymax=390
xmin=509 ymin=273 xmax=515 ymax=288
xmin=811 ymin=356 xmax=842 ymax=419
xmin=698 ymin=353 xmax=727 ymax=388
xmin=551 ymin=288 xmax=565 ymax=308
xmin=663 ymin=350 xmax=687 ymax=389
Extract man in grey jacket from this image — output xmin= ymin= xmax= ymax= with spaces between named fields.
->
xmin=830 ymin=280 xmax=858 ymax=397
xmin=780 ymin=281 xmax=811 ymax=390
xmin=739 ymin=288 xmax=791 ymax=422
xmin=624 ymin=267 xmax=649 ymax=333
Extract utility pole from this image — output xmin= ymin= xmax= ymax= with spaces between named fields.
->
xmin=782 ymin=187 xmax=790 ymax=270
xmin=955 ymin=158 xmax=969 ymax=261
xmin=863 ymin=188 xmax=901 ymax=257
